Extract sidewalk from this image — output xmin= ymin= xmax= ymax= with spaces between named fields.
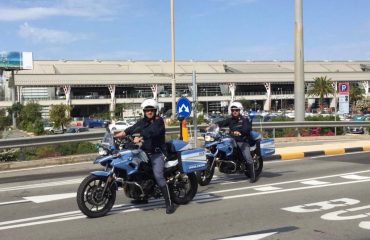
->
xmin=1 ymin=135 xmax=370 ymax=171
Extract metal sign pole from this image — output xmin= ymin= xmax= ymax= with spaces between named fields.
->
xmin=192 ymin=71 xmax=197 ymax=147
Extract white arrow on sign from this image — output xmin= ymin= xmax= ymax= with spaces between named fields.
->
xmin=179 ymin=104 xmax=190 ymax=113
xmin=218 ymin=232 xmax=277 ymax=240
xmin=23 ymin=193 xmax=76 ymax=203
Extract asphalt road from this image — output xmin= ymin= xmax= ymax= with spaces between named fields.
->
xmin=0 ymin=152 xmax=369 ymax=240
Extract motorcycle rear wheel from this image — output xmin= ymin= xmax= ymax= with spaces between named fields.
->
xmin=245 ymin=153 xmax=263 ymax=178
xmin=76 ymin=175 xmax=116 ymax=218
xmin=170 ymin=172 xmax=198 ymax=205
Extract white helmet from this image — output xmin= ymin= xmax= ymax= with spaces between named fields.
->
xmin=230 ymin=101 xmax=243 ymax=112
xmin=141 ymin=98 xmax=158 ymax=110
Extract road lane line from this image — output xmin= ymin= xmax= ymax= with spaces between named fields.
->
xmin=200 ymin=169 xmax=370 ymax=195
xmin=0 ymin=200 xmax=30 ymax=206
xmin=0 ymin=162 xmax=91 ymax=173
xmin=218 ymin=232 xmax=278 ymax=240
xmin=0 ymin=178 xmax=82 ymax=192
xmin=196 ymin=179 xmax=370 ymax=203
xmin=253 ymin=186 xmax=282 ymax=192
xmin=341 ymin=175 xmax=370 ymax=180
xmin=300 ymin=180 xmax=330 ymax=185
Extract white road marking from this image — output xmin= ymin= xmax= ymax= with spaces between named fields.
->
xmin=300 ymin=180 xmax=330 ymax=185
xmin=359 ymin=221 xmax=370 ymax=230
xmin=196 ymin=179 xmax=370 ymax=203
xmin=341 ymin=175 xmax=370 ymax=180
xmin=0 ymin=178 xmax=82 ymax=192
xmin=1 ymin=178 xmax=369 ymax=231
xmin=282 ymin=198 xmax=360 ymax=213
xmin=321 ymin=205 xmax=370 ymax=221
xmin=218 ymin=232 xmax=277 ymax=240
xmin=24 ymin=193 xmax=76 ymax=203
xmin=0 ymin=200 xmax=30 ymax=206
xmin=0 ymin=162 xmax=91 ymax=173
xmin=254 ymin=186 xmax=282 ymax=192
xmin=201 ymin=169 xmax=370 ymax=195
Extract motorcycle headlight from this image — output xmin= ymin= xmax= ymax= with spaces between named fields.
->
xmin=205 ymin=135 xmax=214 ymax=142
xmin=98 ymin=147 xmax=108 ymax=156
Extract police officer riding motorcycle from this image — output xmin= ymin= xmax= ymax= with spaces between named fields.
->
xmin=214 ymin=101 xmax=257 ymax=183
xmin=114 ymin=99 xmax=175 ymax=214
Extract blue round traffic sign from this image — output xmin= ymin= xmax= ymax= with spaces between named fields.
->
xmin=176 ymin=97 xmax=192 ymax=118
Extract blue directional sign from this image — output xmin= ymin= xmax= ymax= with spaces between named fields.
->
xmin=176 ymin=97 xmax=192 ymax=118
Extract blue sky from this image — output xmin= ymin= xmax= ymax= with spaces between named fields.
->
xmin=0 ymin=0 xmax=369 ymax=61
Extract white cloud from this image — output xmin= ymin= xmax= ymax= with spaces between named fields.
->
xmin=18 ymin=22 xmax=88 ymax=44
xmin=0 ymin=0 xmax=126 ymax=21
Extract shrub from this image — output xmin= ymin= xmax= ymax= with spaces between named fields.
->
xmin=76 ymin=142 xmax=96 ymax=154
xmin=0 ymin=149 xmax=19 ymax=162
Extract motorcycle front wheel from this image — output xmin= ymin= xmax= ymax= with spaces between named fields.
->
xmin=196 ymin=158 xmax=216 ymax=186
xmin=170 ymin=172 xmax=198 ymax=205
xmin=76 ymin=175 xmax=116 ymax=218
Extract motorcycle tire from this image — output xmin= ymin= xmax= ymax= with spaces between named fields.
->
xmin=76 ymin=175 xmax=116 ymax=218
xmin=196 ymin=159 xmax=216 ymax=186
xmin=245 ymin=153 xmax=263 ymax=178
xmin=170 ymin=172 xmax=198 ymax=205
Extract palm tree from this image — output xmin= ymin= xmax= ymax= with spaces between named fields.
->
xmin=307 ymin=76 xmax=334 ymax=112
xmin=349 ymin=83 xmax=365 ymax=112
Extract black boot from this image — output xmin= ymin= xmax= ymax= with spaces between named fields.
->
xmin=247 ymin=162 xmax=257 ymax=183
xmin=160 ymin=185 xmax=175 ymax=214
xmin=130 ymin=198 xmax=148 ymax=204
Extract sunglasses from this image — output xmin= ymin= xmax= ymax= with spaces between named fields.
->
xmin=144 ymin=109 xmax=155 ymax=113
xmin=231 ymin=109 xmax=240 ymax=112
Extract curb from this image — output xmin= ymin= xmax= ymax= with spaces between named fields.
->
xmin=0 ymin=153 xmax=96 ymax=171
xmin=264 ymin=146 xmax=370 ymax=161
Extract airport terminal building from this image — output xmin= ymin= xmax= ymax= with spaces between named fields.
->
xmin=1 ymin=60 xmax=370 ymax=117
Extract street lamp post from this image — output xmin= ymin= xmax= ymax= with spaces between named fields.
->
xmin=203 ymin=88 xmax=208 ymax=115
xmin=170 ymin=0 xmax=176 ymax=119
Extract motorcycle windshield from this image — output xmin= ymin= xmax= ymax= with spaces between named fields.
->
xmin=101 ymin=132 xmax=114 ymax=146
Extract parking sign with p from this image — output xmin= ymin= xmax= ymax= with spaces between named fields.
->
xmin=338 ymin=82 xmax=349 ymax=95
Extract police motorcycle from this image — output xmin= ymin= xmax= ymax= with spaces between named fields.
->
xmin=76 ymin=126 xmax=207 ymax=218
xmin=196 ymin=112 xmax=266 ymax=186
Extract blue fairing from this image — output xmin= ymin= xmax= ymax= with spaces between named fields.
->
xmin=94 ymin=155 xmax=114 ymax=165
xmin=179 ymin=148 xmax=207 ymax=173
xmin=110 ymin=150 xmax=146 ymax=176
xmin=167 ymin=139 xmax=192 ymax=152
xmin=217 ymin=139 xmax=235 ymax=156
xmin=91 ymin=171 xmax=110 ymax=177
xmin=204 ymin=141 xmax=218 ymax=148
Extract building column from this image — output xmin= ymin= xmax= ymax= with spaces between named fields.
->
xmin=108 ymin=85 xmax=116 ymax=118
xmin=151 ymin=84 xmax=158 ymax=100
xmin=330 ymin=82 xmax=338 ymax=112
xmin=229 ymin=83 xmax=236 ymax=102
xmin=362 ymin=81 xmax=369 ymax=96
xmin=63 ymin=85 xmax=71 ymax=117
xmin=17 ymin=86 xmax=23 ymax=103
xmin=263 ymin=83 xmax=271 ymax=111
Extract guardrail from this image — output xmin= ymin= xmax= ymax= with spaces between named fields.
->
xmin=1 ymin=121 xmax=370 ymax=150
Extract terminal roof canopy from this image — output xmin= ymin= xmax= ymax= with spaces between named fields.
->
xmin=14 ymin=60 xmax=370 ymax=87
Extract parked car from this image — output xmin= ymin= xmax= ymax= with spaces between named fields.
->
xmin=47 ymin=126 xmax=65 ymax=134
xmin=109 ymin=120 xmax=133 ymax=132
xmin=83 ymin=118 xmax=106 ymax=128
xmin=347 ymin=115 xmax=370 ymax=134
xmin=65 ymin=127 xmax=89 ymax=133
